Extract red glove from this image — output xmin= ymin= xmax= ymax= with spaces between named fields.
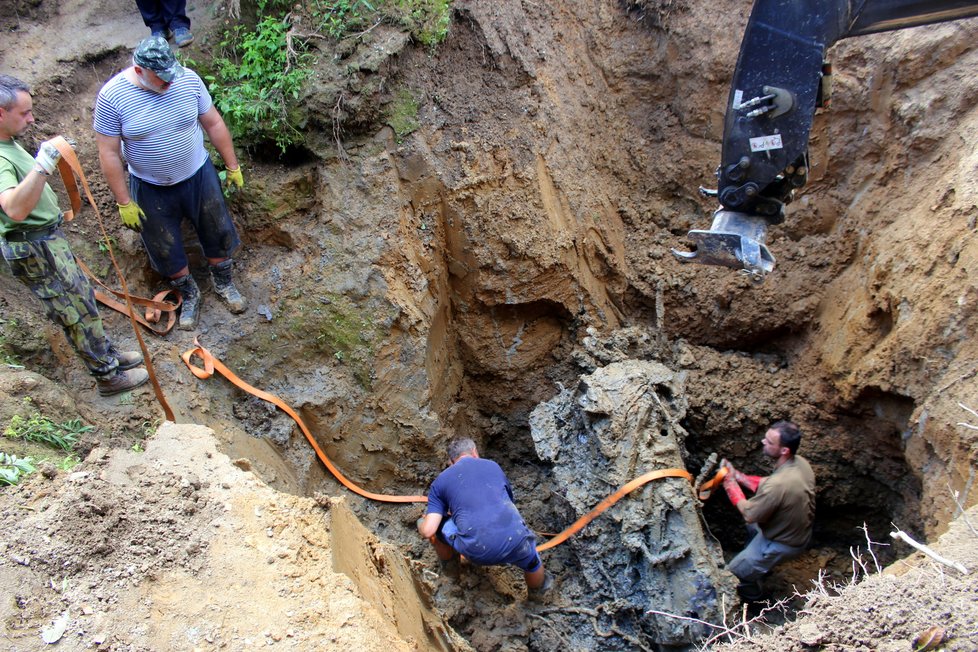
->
xmin=723 ymin=476 xmax=746 ymax=506
xmin=736 ymin=471 xmax=763 ymax=493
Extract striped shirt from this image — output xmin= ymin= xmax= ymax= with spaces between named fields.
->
xmin=93 ymin=69 xmax=212 ymax=186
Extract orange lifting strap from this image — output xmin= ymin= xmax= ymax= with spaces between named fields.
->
xmin=182 ymin=339 xmax=428 ymax=503
xmin=48 ymin=137 xmax=174 ymax=420
xmin=181 ymin=342 xmax=728 ymax=552
xmin=50 ymin=137 xmax=180 ymax=336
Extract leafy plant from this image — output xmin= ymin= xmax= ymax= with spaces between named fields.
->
xmin=0 ymin=452 xmax=36 ymax=486
xmin=207 ymin=14 xmax=312 ymax=152
xmin=312 ymin=0 xmax=377 ymax=37
xmin=34 ymin=454 xmax=81 ymax=473
xmin=97 ymin=235 xmax=117 ymax=253
xmin=141 ymin=419 xmax=161 ymax=439
xmin=56 ymin=454 xmax=81 ymax=472
xmin=4 ymin=413 xmax=92 ymax=451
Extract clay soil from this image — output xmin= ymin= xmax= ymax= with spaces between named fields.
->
xmin=2 ymin=0 xmax=978 ymax=651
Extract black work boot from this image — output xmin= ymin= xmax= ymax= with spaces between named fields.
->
xmin=96 ymin=368 xmax=150 ymax=397
xmin=209 ymin=259 xmax=247 ymax=314
xmin=171 ymin=274 xmax=202 ymax=331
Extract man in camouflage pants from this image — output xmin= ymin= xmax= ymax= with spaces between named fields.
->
xmin=0 ymin=74 xmax=149 ymax=396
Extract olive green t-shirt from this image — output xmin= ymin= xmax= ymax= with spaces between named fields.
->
xmin=0 ymin=139 xmax=62 ymax=237
xmin=742 ymin=455 xmax=816 ymax=547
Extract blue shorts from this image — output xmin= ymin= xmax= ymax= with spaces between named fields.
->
xmin=437 ymin=518 xmax=542 ymax=573
xmin=131 ymin=158 xmax=241 ymax=277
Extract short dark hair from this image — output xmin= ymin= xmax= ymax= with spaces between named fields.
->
xmin=771 ymin=420 xmax=802 ymax=455
xmin=447 ymin=438 xmax=477 ymax=463
xmin=0 ymin=74 xmax=30 ymax=111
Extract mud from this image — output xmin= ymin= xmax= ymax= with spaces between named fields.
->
xmin=2 ymin=0 xmax=978 ymax=650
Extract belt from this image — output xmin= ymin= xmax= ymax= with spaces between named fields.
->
xmin=3 ymin=222 xmax=62 ymax=243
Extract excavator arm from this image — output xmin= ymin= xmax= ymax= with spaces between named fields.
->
xmin=672 ymin=0 xmax=978 ymax=281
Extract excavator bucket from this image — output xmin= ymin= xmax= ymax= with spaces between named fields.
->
xmin=671 ymin=209 xmax=775 ymax=282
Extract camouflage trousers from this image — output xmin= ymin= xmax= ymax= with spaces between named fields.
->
xmin=1 ymin=229 xmax=119 ymax=377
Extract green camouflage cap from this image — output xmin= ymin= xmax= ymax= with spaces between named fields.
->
xmin=133 ymin=36 xmax=185 ymax=82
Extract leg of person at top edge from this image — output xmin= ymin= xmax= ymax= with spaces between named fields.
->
xmin=134 ymin=0 xmax=193 ymax=45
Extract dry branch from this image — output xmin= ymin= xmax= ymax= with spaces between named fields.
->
xmin=946 ymin=480 xmax=978 ymax=538
xmin=890 ymin=528 xmax=969 ymax=574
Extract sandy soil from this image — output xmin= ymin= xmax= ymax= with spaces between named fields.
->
xmin=0 ymin=420 xmax=441 ymax=651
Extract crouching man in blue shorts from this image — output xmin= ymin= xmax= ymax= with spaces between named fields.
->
xmin=418 ymin=437 xmax=553 ymax=598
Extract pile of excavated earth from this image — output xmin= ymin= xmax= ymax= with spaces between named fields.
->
xmin=2 ymin=0 xmax=977 ymax=650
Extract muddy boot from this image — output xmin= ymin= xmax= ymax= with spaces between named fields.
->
xmin=96 ymin=368 xmax=150 ymax=397
xmin=171 ymin=274 xmax=202 ymax=331
xmin=527 ymin=571 xmax=554 ymax=602
xmin=112 ymin=349 xmax=144 ymax=371
xmin=209 ymin=259 xmax=247 ymax=314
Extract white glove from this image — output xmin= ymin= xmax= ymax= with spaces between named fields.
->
xmin=34 ymin=140 xmax=61 ymax=176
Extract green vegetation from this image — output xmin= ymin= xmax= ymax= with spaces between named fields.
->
xmin=0 ymin=452 xmax=35 ymax=486
xmin=287 ymin=293 xmax=389 ymax=388
xmin=0 ymin=318 xmax=20 ymax=366
xmin=5 ymin=412 xmax=92 ymax=451
xmin=388 ymin=0 xmax=452 ymax=47
xmin=312 ymin=0 xmax=451 ymax=45
xmin=207 ymin=12 xmax=312 ymax=153
xmin=312 ymin=0 xmax=378 ymax=37
xmin=2 ymin=406 xmax=91 ymax=486
xmin=204 ymin=0 xmax=452 ymax=151
xmin=388 ymin=88 xmax=420 ymax=141
xmin=97 ymin=235 xmax=117 ymax=254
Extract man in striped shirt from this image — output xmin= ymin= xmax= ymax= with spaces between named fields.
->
xmin=93 ymin=36 xmax=246 ymax=331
